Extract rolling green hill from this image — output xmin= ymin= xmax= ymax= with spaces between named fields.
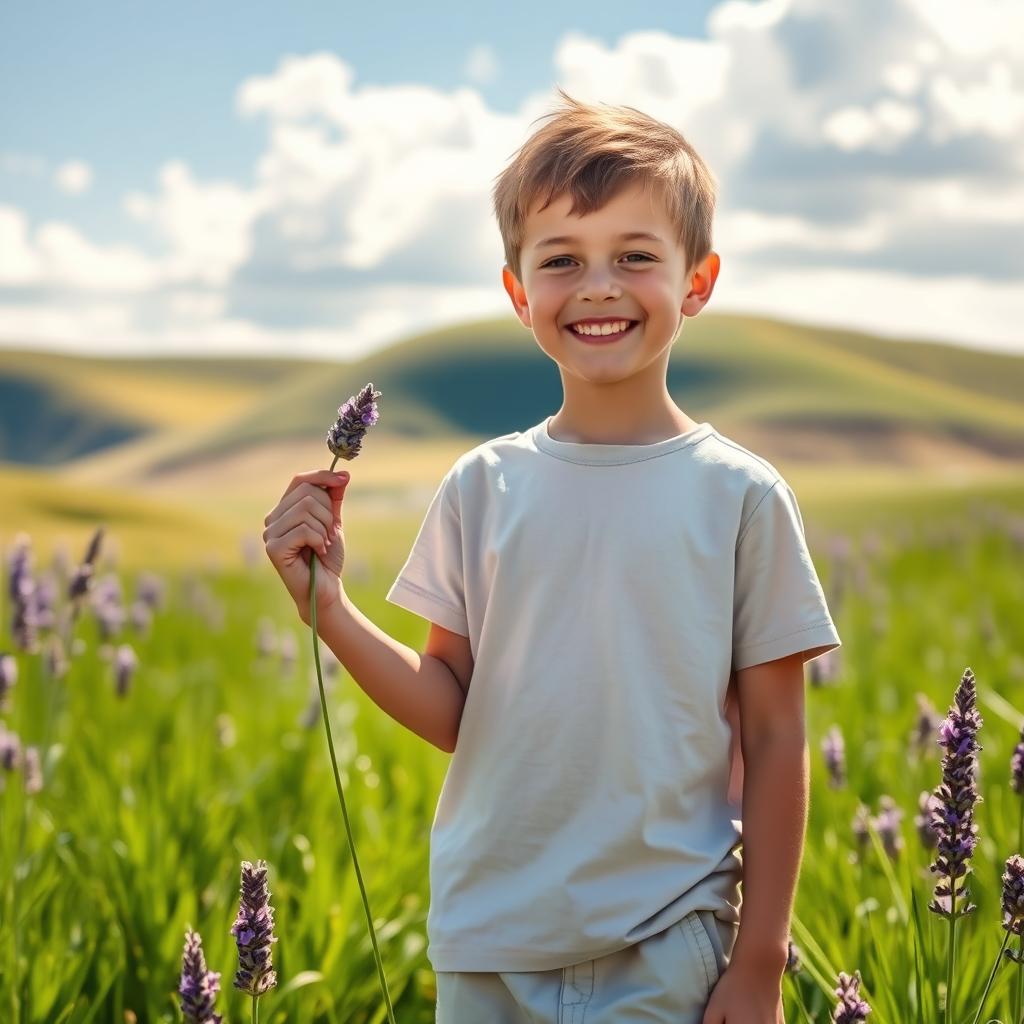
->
xmin=3 ymin=311 xmax=1024 ymax=477
xmin=3 ymin=312 xmax=1024 ymax=570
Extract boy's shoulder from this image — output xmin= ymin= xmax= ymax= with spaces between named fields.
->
xmin=446 ymin=427 xmax=526 ymax=479
xmin=696 ymin=426 xmax=786 ymax=492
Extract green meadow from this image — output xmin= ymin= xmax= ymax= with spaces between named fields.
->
xmin=2 ymin=312 xmax=1024 ymax=1021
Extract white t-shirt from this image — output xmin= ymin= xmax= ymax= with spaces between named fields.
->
xmin=385 ymin=415 xmax=841 ymax=972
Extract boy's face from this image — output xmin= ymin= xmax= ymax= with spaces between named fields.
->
xmin=503 ymin=181 xmax=719 ymax=389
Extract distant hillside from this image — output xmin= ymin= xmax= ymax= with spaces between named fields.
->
xmin=3 ymin=312 xmax=1024 ymax=477
xmin=0 ymin=349 xmax=307 ymax=465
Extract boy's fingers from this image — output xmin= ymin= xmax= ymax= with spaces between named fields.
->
xmin=329 ymin=478 xmax=350 ymax=526
xmin=267 ymin=471 xmax=350 ymax=526
xmin=286 ymin=469 xmax=350 ymax=495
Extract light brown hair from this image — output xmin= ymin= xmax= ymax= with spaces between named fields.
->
xmin=492 ymin=87 xmax=718 ymax=284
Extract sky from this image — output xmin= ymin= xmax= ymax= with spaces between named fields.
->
xmin=1 ymin=0 xmax=1022 ymax=360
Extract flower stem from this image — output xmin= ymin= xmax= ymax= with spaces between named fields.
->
xmin=1016 ymin=807 xmax=1024 ymax=1024
xmin=946 ymin=871 xmax=958 ymax=1024
xmin=253 ymin=993 xmax=259 ymax=1024
xmin=787 ymin=974 xmax=814 ymax=1024
xmin=969 ymin=929 xmax=1011 ymax=1024
xmin=309 ymin=454 xmax=397 ymax=1024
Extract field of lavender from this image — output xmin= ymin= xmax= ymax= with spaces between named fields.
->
xmin=2 ymin=493 xmax=1024 ymax=1023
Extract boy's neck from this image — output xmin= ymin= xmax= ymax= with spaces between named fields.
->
xmin=546 ymin=406 xmax=701 ymax=445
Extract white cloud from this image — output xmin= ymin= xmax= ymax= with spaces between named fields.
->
xmin=717 ymin=208 xmax=887 ymax=253
xmin=928 ymin=63 xmax=1024 ymax=142
xmin=822 ymin=99 xmax=921 ymax=152
xmin=0 ymin=204 xmax=160 ymax=290
xmin=901 ymin=0 xmax=1024 ymax=59
xmin=53 ymin=160 xmax=93 ymax=195
xmin=140 ymin=160 xmax=267 ymax=286
xmin=0 ymin=206 xmax=41 ymax=285
xmin=712 ymin=264 xmax=1024 ymax=355
xmin=2 ymin=0 xmax=1023 ymax=356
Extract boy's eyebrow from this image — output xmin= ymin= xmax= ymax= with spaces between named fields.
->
xmin=533 ymin=230 xmax=665 ymax=249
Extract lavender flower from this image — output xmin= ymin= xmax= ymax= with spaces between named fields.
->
xmin=311 ymin=388 xmax=397 ymax=1024
xmin=832 ymin=970 xmax=871 ymax=1022
xmin=785 ymin=939 xmax=803 ymax=974
xmin=231 ymin=859 xmax=278 ymax=997
xmin=0 ymin=653 xmax=16 ymax=712
xmin=91 ymin=574 xmax=126 ymax=641
xmin=851 ymin=803 xmax=871 ymax=856
xmin=821 ymin=725 xmax=846 ymax=787
xmin=114 ymin=644 xmax=138 ymax=697
xmin=8 ymin=534 xmax=39 ymax=653
xmin=910 ymin=692 xmax=944 ymax=758
xmin=927 ymin=667 xmax=983 ymax=920
xmin=33 ymin=571 xmax=59 ymax=631
xmin=869 ymin=795 xmax=904 ymax=861
xmin=1003 ymin=854 xmax=1024 ymax=962
xmin=68 ymin=527 xmax=104 ymax=605
xmin=1011 ymin=722 xmax=1024 ymax=795
xmin=809 ymin=648 xmax=841 ymax=687
xmin=325 ymin=383 xmax=382 ymax=461
xmin=914 ymin=790 xmax=943 ymax=849
xmin=178 ymin=927 xmax=223 ymax=1024
xmin=43 ymin=635 xmax=68 ymax=680
xmin=0 ymin=723 xmax=22 ymax=772
xmin=135 ymin=571 xmax=166 ymax=611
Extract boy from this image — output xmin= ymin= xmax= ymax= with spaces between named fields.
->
xmin=263 ymin=90 xmax=841 ymax=1023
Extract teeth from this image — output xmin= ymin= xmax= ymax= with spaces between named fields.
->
xmin=571 ymin=320 xmax=632 ymax=336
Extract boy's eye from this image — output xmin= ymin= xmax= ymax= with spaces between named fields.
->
xmin=541 ymin=253 xmax=653 ymax=268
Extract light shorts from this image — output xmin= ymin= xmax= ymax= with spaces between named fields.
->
xmin=434 ymin=909 xmax=737 ymax=1023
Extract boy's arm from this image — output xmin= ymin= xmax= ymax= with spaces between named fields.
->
xmin=729 ymin=651 xmax=808 ymax=978
xmin=314 ymin=592 xmax=468 ymax=754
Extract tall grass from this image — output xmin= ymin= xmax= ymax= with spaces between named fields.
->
xmin=1 ymin=497 xmax=1023 ymax=1022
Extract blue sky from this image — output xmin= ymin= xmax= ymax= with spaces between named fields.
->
xmin=2 ymin=0 xmax=1022 ymax=358
xmin=0 ymin=2 xmax=715 ymax=246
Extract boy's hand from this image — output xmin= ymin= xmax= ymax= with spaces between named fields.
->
xmin=263 ymin=469 xmax=350 ymax=626
xmin=701 ymin=958 xmax=784 ymax=1023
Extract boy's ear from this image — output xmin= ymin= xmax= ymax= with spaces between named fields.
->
xmin=502 ymin=264 xmax=532 ymax=329
xmin=681 ymin=251 xmax=721 ymax=317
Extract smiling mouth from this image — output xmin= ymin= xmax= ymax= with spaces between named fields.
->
xmin=566 ymin=321 xmax=639 ymax=343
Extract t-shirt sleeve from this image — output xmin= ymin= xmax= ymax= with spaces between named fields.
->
xmin=732 ymin=478 xmax=841 ymax=672
xmin=384 ymin=467 xmax=469 ymax=637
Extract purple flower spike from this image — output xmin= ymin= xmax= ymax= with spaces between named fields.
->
xmin=1011 ymin=722 xmax=1024 ymax=795
xmin=231 ymin=859 xmax=279 ymax=997
xmin=910 ymin=692 xmax=943 ymax=758
xmin=114 ymin=644 xmax=138 ymax=697
xmin=927 ymin=667 xmax=983 ymax=920
xmin=1003 ymin=854 xmax=1024 ymax=963
xmin=914 ymin=790 xmax=942 ymax=849
xmin=869 ymin=795 xmax=904 ymax=861
xmin=178 ymin=927 xmax=223 ymax=1024
xmin=0 ymin=723 xmax=23 ymax=773
xmin=851 ymin=803 xmax=871 ymax=854
xmin=785 ymin=939 xmax=802 ymax=974
xmin=821 ymin=724 xmax=846 ymax=788
xmin=0 ymin=653 xmax=17 ymax=712
xmin=8 ymin=534 xmax=39 ymax=653
xmin=326 ymin=383 xmax=382 ymax=461
xmin=68 ymin=527 xmax=104 ymax=604
xmin=832 ymin=970 xmax=872 ymax=1022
